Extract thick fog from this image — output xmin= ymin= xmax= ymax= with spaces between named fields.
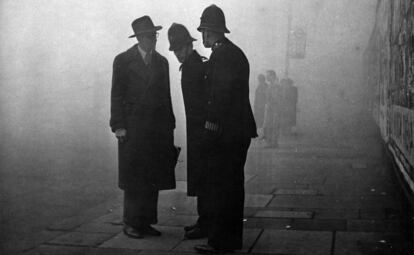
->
xmin=0 ymin=0 xmax=377 ymax=242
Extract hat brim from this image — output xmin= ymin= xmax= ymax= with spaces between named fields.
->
xmin=169 ymin=37 xmax=196 ymax=51
xmin=128 ymin=26 xmax=162 ymax=38
xmin=197 ymin=25 xmax=230 ymax=33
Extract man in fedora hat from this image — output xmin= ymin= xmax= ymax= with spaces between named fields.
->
xmin=110 ymin=15 xmax=176 ymax=239
xmin=194 ymin=4 xmax=257 ymax=254
xmin=168 ymin=23 xmax=210 ymax=240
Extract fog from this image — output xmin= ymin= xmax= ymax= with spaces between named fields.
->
xmin=0 ymin=0 xmax=378 ymax=247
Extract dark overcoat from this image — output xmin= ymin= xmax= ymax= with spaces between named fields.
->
xmin=203 ymin=38 xmax=257 ymax=250
xmin=180 ymin=50 xmax=208 ymax=196
xmin=205 ymin=38 xmax=257 ymax=144
xmin=110 ymin=44 xmax=176 ymax=191
xmin=253 ymin=82 xmax=268 ymax=128
xmin=285 ymin=84 xmax=298 ymax=127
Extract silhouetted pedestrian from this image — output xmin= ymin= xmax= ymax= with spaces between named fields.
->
xmin=194 ymin=4 xmax=257 ymax=254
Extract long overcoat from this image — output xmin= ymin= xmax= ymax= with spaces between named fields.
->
xmin=285 ymin=84 xmax=298 ymax=127
xmin=203 ymin=37 xmax=257 ymax=250
xmin=180 ymin=50 xmax=208 ymax=196
xmin=253 ymin=82 xmax=268 ymax=129
xmin=110 ymin=45 xmax=176 ymax=191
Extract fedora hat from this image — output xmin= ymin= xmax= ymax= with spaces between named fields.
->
xmin=129 ymin=16 xmax=162 ymax=38
xmin=168 ymin=23 xmax=196 ymax=51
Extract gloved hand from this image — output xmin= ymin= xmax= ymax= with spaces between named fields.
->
xmin=202 ymin=121 xmax=221 ymax=151
xmin=115 ymin=128 xmax=127 ymax=143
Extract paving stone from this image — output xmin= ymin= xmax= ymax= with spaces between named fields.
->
xmin=359 ymin=209 xmax=387 ymax=220
xmin=48 ymin=232 xmax=115 ymax=247
xmin=93 ymin=212 xmax=122 ymax=224
xmin=243 ymin=218 xmax=292 ymax=229
xmin=99 ymin=226 xmax=182 ymax=250
xmin=267 ymin=195 xmax=376 ymax=210
xmin=357 ymin=196 xmax=401 ymax=211
xmin=25 ymin=245 xmax=143 ymax=255
xmin=157 ymin=214 xmax=198 ymax=227
xmin=245 ymin=174 xmax=256 ymax=183
xmin=158 ymin=192 xmax=197 ymax=215
xmin=47 ymin=215 xmax=88 ymax=231
xmin=1 ymin=230 xmax=65 ymax=254
xmin=251 ymin=230 xmax=332 ymax=255
xmin=335 ymin=232 xmax=406 ymax=255
xmin=46 ymin=197 xmax=121 ymax=231
xmin=243 ymin=207 xmax=259 ymax=217
xmin=87 ymin=247 xmax=146 ymax=255
xmin=313 ymin=209 xmax=359 ymax=219
xmin=347 ymin=219 xmax=402 ymax=232
xmin=138 ymin=251 xmax=198 ymax=255
xmin=298 ymin=174 xmax=328 ymax=185
xmin=74 ymin=221 xmax=123 ymax=234
xmin=290 ymin=219 xmax=347 ymax=231
xmin=351 ymin=163 xmax=368 ymax=169
xmin=170 ymin=236 xmax=206 ymax=253
xmin=271 ymin=183 xmax=309 ymax=190
xmin=241 ymin=229 xmax=263 ymax=252
xmin=255 ymin=210 xmax=313 ymax=219
xmin=24 ymin=244 xmax=90 ymax=255
xmin=173 ymin=228 xmax=261 ymax=253
xmin=245 ymin=182 xmax=276 ymax=194
xmin=245 ymin=194 xmax=273 ymax=207
xmin=252 ymin=174 xmax=303 ymax=184
xmin=274 ymin=188 xmax=318 ymax=195
xmin=175 ymin=181 xmax=187 ymax=192
xmin=267 ymin=195 xmax=328 ymax=209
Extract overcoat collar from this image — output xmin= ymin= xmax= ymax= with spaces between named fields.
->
xmin=125 ymin=44 xmax=148 ymax=79
xmin=179 ymin=50 xmax=201 ymax=71
xmin=121 ymin=45 xmax=163 ymax=101
xmin=125 ymin=44 xmax=163 ymax=84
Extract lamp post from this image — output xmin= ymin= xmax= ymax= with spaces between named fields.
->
xmin=285 ymin=0 xmax=293 ymax=78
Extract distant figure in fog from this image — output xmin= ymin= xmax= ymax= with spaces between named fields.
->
xmin=110 ymin=16 xmax=176 ymax=239
xmin=280 ymin=77 xmax=298 ymax=135
xmin=263 ymin=70 xmax=282 ymax=148
xmin=194 ymin=4 xmax=257 ymax=254
xmin=254 ymin=74 xmax=268 ymax=136
xmin=167 ymin=23 xmax=210 ymax=240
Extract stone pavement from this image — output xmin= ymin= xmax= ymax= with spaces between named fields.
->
xmin=18 ymin=134 xmax=411 ymax=255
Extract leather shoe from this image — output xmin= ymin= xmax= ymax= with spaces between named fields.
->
xmin=184 ymin=226 xmax=207 ymax=239
xmin=194 ymin=244 xmax=234 ymax=254
xmin=123 ymin=225 xmax=144 ymax=239
xmin=140 ymin=225 xmax=162 ymax=236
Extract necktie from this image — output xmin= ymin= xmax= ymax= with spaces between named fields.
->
xmin=144 ymin=53 xmax=151 ymax=66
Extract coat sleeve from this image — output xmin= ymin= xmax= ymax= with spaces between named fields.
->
xmin=110 ymin=54 xmax=127 ymax=132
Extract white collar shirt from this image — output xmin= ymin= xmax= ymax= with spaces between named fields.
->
xmin=137 ymin=44 xmax=152 ymax=65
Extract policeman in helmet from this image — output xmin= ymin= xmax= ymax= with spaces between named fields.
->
xmin=194 ymin=4 xmax=257 ymax=254
xmin=167 ymin=23 xmax=210 ymax=240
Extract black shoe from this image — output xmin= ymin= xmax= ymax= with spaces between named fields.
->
xmin=123 ymin=225 xmax=144 ymax=239
xmin=194 ymin=244 xmax=234 ymax=254
xmin=184 ymin=223 xmax=198 ymax=232
xmin=185 ymin=226 xmax=207 ymax=239
xmin=140 ymin=225 xmax=161 ymax=236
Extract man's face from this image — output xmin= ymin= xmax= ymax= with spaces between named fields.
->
xmin=266 ymin=73 xmax=275 ymax=84
xmin=173 ymin=44 xmax=190 ymax=64
xmin=138 ymin=32 xmax=158 ymax=52
xmin=201 ymin=29 xmax=212 ymax=48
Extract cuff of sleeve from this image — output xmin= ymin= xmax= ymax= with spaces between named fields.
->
xmin=111 ymin=123 xmax=126 ymax=133
xmin=205 ymin=121 xmax=220 ymax=132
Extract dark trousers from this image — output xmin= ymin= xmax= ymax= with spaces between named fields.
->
xmin=196 ymin=192 xmax=211 ymax=231
xmin=206 ymin=138 xmax=251 ymax=251
xmin=123 ymin=187 xmax=159 ymax=228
